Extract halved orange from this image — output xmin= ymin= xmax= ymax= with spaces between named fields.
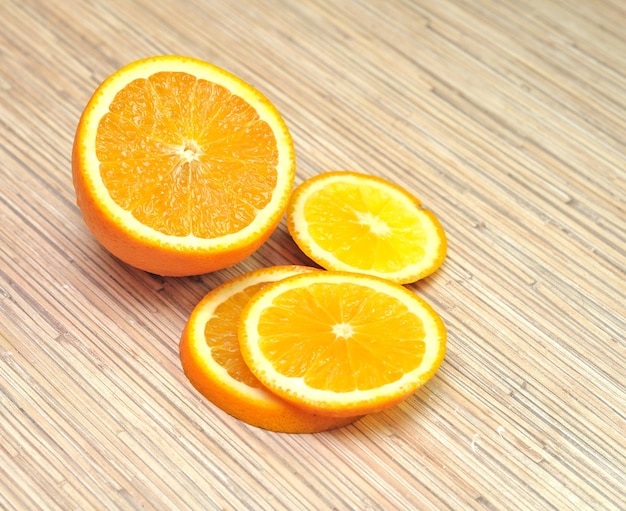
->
xmin=287 ymin=171 xmax=447 ymax=284
xmin=73 ymin=55 xmax=295 ymax=276
xmin=179 ymin=266 xmax=360 ymax=433
xmin=238 ymin=271 xmax=446 ymax=417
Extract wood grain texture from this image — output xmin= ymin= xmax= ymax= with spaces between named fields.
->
xmin=1 ymin=0 xmax=624 ymax=509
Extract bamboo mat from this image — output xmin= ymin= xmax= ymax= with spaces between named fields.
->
xmin=1 ymin=0 xmax=624 ymax=509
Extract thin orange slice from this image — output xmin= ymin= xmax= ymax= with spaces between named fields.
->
xmin=239 ymin=271 xmax=446 ymax=417
xmin=179 ymin=266 xmax=360 ymax=433
xmin=287 ymin=171 xmax=447 ymax=284
xmin=73 ymin=55 xmax=295 ymax=276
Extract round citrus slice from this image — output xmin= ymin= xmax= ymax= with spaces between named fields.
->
xmin=239 ymin=271 xmax=446 ymax=417
xmin=179 ymin=266 xmax=361 ymax=433
xmin=73 ymin=55 xmax=296 ymax=276
xmin=287 ymin=171 xmax=447 ymax=284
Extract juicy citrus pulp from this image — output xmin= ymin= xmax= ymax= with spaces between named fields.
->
xmin=239 ymin=271 xmax=446 ymax=417
xmin=73 ymin=55 xmax=295 ymax=276
xmin=287 ymin=171 xmax=447 ymax=284
xmin=179 ymin=266 xmax=361 ymax=433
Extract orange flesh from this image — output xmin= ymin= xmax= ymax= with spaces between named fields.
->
xmin=303 ymin=181 xmax=428 ymax=272
xmin=96 ymin=71 xmax=278 ymax=238
xmin=256 ymin=282 xmax=427 ymax=392
xmin=205 ymin=281 xmax=267 ymax=388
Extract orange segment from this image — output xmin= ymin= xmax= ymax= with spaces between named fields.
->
xmin=73 ymin=56 xmax=295 ymax=276
xmin=179 ymin=266 xmax=361 ymax=433
xmin=287 ymin=171 xmax=447 ymax=284
xmin=239 ymin=271 xmax=446 ymax=417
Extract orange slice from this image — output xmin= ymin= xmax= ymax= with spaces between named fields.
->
xmin=287 ymin=171 xmax=447 ymax=284
xmin=239 ymin=271 xmax=446 ymax=417
xmin=72 ymin=55 xmax=295 ymax=276
xmin=179 ymin=266 xmax=360 ymax=433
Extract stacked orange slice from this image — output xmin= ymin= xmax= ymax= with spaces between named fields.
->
xmin=181 ymin=267 xmax=446 ymax=431
xmin=180 ymin=266 xmax=361 ymax=433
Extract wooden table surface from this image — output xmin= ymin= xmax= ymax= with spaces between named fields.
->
xmin=1 ymin=1 xmax=624 ymax=509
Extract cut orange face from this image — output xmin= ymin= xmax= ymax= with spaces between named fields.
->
xmin=238 ymin=271 xmax=446 ymax=417
xmin=179 ymin=266 xmax=361 ymax=433
xmin=287 ymin=171 xmax=447 ymax=284
xmin=73 ymin=56 xmax=295 ymax=276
